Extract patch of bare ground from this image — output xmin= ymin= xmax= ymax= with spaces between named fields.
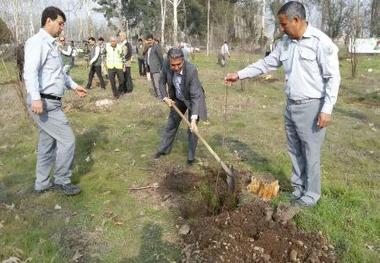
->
xmin=155 ymin=164 xmax=338 ymax=263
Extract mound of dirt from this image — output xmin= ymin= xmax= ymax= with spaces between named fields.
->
xmin=159 ymin=166 xmax=338 ymax=263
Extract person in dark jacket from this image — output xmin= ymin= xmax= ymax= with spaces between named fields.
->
xmin=154 ymin=48 xmax=207 ymax=165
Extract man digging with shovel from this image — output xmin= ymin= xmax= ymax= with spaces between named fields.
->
xmin=154 ymin=48 xmax=207 ymax=166
xmin=225 ymin=1 xmax=341 ymax=207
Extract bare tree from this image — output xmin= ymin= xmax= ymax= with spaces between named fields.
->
xmin=207 ymin=0 xmax=211 ymax=55
xmin=167 ymin=0 xmax=182 ymax=46
xmin=370 ymin=0 xmax=380 ymax=36
xmin=160 ymin=0 xmax=167 ymax=46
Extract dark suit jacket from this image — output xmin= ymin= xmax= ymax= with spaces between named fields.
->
xmin=147 ymin=44 xmax=163 ymax=73
xmin=159 ymin=60 xmax=207 ymax=120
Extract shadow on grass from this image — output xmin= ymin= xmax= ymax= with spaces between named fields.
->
xmin=210 ymin=134 xmax=291 ymax=191
xmin=120 ymin=223 xmax=181 ymax=263
xmin=72 ymin=125 xmax=109 ymax=183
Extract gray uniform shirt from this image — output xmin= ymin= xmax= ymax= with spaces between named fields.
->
xmin=238 ymin=25 xmax=341 ymax=114
xmin=24 ymin=28 xmax=77 ymax=100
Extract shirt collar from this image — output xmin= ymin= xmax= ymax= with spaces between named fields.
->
xmin=39 ymin=28 xmax=56 ymax=45
xmin=302 ymin=24 xmax=314 ymax=39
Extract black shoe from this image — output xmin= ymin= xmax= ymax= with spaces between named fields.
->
xmin=153 ymin=152 xmax=164 ymax=160
xmin=186 ymin=159 xmax=195 ymax=166
xmin=53 ymin=183 xmax=81 ymax=196
xmin=35 ymin=186 xmax=52 ymax=194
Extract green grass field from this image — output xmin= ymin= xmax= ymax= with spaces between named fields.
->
xmin=0 ymin=52 xmax=379 ymax=262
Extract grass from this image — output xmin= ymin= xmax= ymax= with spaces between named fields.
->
xmin=0 ymin=51 xmax=379 ymax=262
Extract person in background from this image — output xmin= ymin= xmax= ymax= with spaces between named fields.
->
xmin=98 ymin=37 xmax=107 ymax=78
xmin=218 ymin=40 xmax=230 ymax=67
xmin=57 ymin=36 xmax=74 ymax=74
xmin=23 ymin=6 xmax=87 ymax=195
xmin=136 ymin=38 xmax=146 ymax=76
xmin=105 ymin=36 xmax=124 ymax=99
xmin=119 ymin=32 xmax=133 ymax=93
xmin=86 ymin=37 xmax=106 ymax=90
xmin=224 ymin=1 xmax=341 ymax=207
xmin=145 ymin=34 xmax=163 ymax=98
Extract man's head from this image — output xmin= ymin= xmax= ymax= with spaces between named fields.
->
xmin=41 ymin=6 xmax=66 ymax=37
xmin=58 ymin=36 xmax=65 ymax=44
xmin=110 ymin=36 xmax=117 ymax=48
xmin=277 ymin=1 xmax=307 ymax=39
xmin=88 ymin=37 xmax=95 ymax=45
xmin=138 ymin=38 xmax=143 ymax=43
xmin=98 ymin=37 xmax=104 ymax=45
xmin=167 ymin=48 xmax=184 ymax=74
xmin=145 ymin=34 xmax=154 ymax=46
xmin=119 ymin=32 xmax=127 ymax=41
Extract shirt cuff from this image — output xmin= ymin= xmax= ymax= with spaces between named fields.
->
xmin=321 ymin=102 xmax=333 ymax=115
xmin=191 ymin=115 xmax=198 ymax=121
xmin=237 ymin=67 xmax=261 ymax=80
xmin=30 ymin=91 xmax=41 ymax=101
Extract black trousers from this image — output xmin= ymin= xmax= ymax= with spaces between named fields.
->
xmin=138 ymin=58 xmax=146 ymax=76
xmin=86 ymin=65 xmax=105 ymax=89
xmin=123 ymin=67 xmax=133 ymax=93
xmin=108 ymin=68 xmax=124 ymax=98
xmin=157 ymin=100 xmax=198 ymax=161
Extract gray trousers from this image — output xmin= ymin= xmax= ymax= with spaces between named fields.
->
xmin=284 ymin=99 xmax=326 ymax=205
xmin=28 ymin=98 xmax=75 ymax=191
xmin=150 ymin=72 xmax=161 ymax=99
xmin=157 ymin=100 xmax=198 ymax=161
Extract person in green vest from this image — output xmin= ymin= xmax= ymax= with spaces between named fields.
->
xmin=105 ymin=36 xmax=124 ymax=98
xmin=86 ymin=37 xmax=106 ymax=90
xmin=58 ymin=36 xmax=74 ymax=74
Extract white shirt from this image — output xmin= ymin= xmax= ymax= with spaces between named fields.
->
xmin=23 ymin=28 xmax=77 ymax=100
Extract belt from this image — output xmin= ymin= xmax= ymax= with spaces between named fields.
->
xmin=288 ymin=98 xmax=322 ymax=105
xmin=40 ymin=93 xmax=61 ymax=101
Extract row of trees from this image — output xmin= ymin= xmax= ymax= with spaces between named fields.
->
xmin=0 ymin=0 xmax=379 ymax=51
xmin=94 ymin=0 xmax=380 ymax=51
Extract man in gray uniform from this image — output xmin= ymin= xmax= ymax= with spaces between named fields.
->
xmin=225 ymin=1 xmax=340 ymax=207
xmin=23 ymin=6 xmax=87 ymax=195
xmin=154 ymin=48 xmax=207 ymax=165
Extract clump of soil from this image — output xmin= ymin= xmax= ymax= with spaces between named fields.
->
xmin=159 ymin=166 xmax=338 ymax=263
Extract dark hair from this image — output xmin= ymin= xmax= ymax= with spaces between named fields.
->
xmin=277 ymin=1 xmax=306 ymax=20
xmin=98 ymin=37 xmax=104 ymax=41
xmin=41 ymin=6 xmax=66 ymax=27
xmin=88 ymin=37 xmax=95 ymax=42
xmin=138 ymin=38 xmax=143 ymax=42
xmin=167 ymin=48 xmax=184 ymax=60
xmin=145 ymin=33 xmax=153 ymax=40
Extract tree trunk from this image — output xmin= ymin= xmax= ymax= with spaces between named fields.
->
xmin=207 ymin=0 xmax=210 ymax=56
xmin=161 ymin=0 xmax=167 ymax=46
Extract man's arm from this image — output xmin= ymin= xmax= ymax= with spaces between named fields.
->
xmin=316 ymin=40 xmax=341 ymax=128
xmin=224 ymin=45 xmax=282 ymax=84
xmin=23 ymin=38 xmax=45 ymax=114
xmin=156 ymin=45 xmax=164 ymax=67
xmin=60 ymin=45 xmax=72 ymax=56
xmin=159 ymin=63 xmax=169 ymax=101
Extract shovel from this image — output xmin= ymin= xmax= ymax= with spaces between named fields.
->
xmin=171 ymin=103 xmax=236 ymax=192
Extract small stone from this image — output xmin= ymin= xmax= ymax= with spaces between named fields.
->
xmin=263 ymin=254 xmax=271 ymax=262
xmin=54 ymin=204 xmax=62 ymax=210
xmin=328 ymin=245 xmax=334 ymax=250
xmin=114 ymin=148 xmax=120 ymax=152
xmin=253 ymin=246 xmax=264 ymax=253
xmin=289 ymin=249 xmax=298 ymax=262
xmin=296 ymin=240 xmax=304 ymax=247
xmin=322 ymin=245 xmax=328 ymax=251
xmin=179 ymin=224 xmax=190 ymax=235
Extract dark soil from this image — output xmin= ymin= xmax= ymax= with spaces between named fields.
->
xmin=159 ymin=166 xmax=338 ymax=263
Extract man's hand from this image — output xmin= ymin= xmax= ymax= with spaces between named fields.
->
xmin=163 ymin=97 xmax=175 ymax=107
xmin=224 ymin=73 xmax=239 ymax=85
xmin=317 ymin=112 xmax=332 ymax=128
xmin=75 ymin=86 xmax=88 ymax=97
xmin=190 ymin=119 xmax=198 ymax=133
xmin=31 ymin=100 xmax=43 ymax=115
